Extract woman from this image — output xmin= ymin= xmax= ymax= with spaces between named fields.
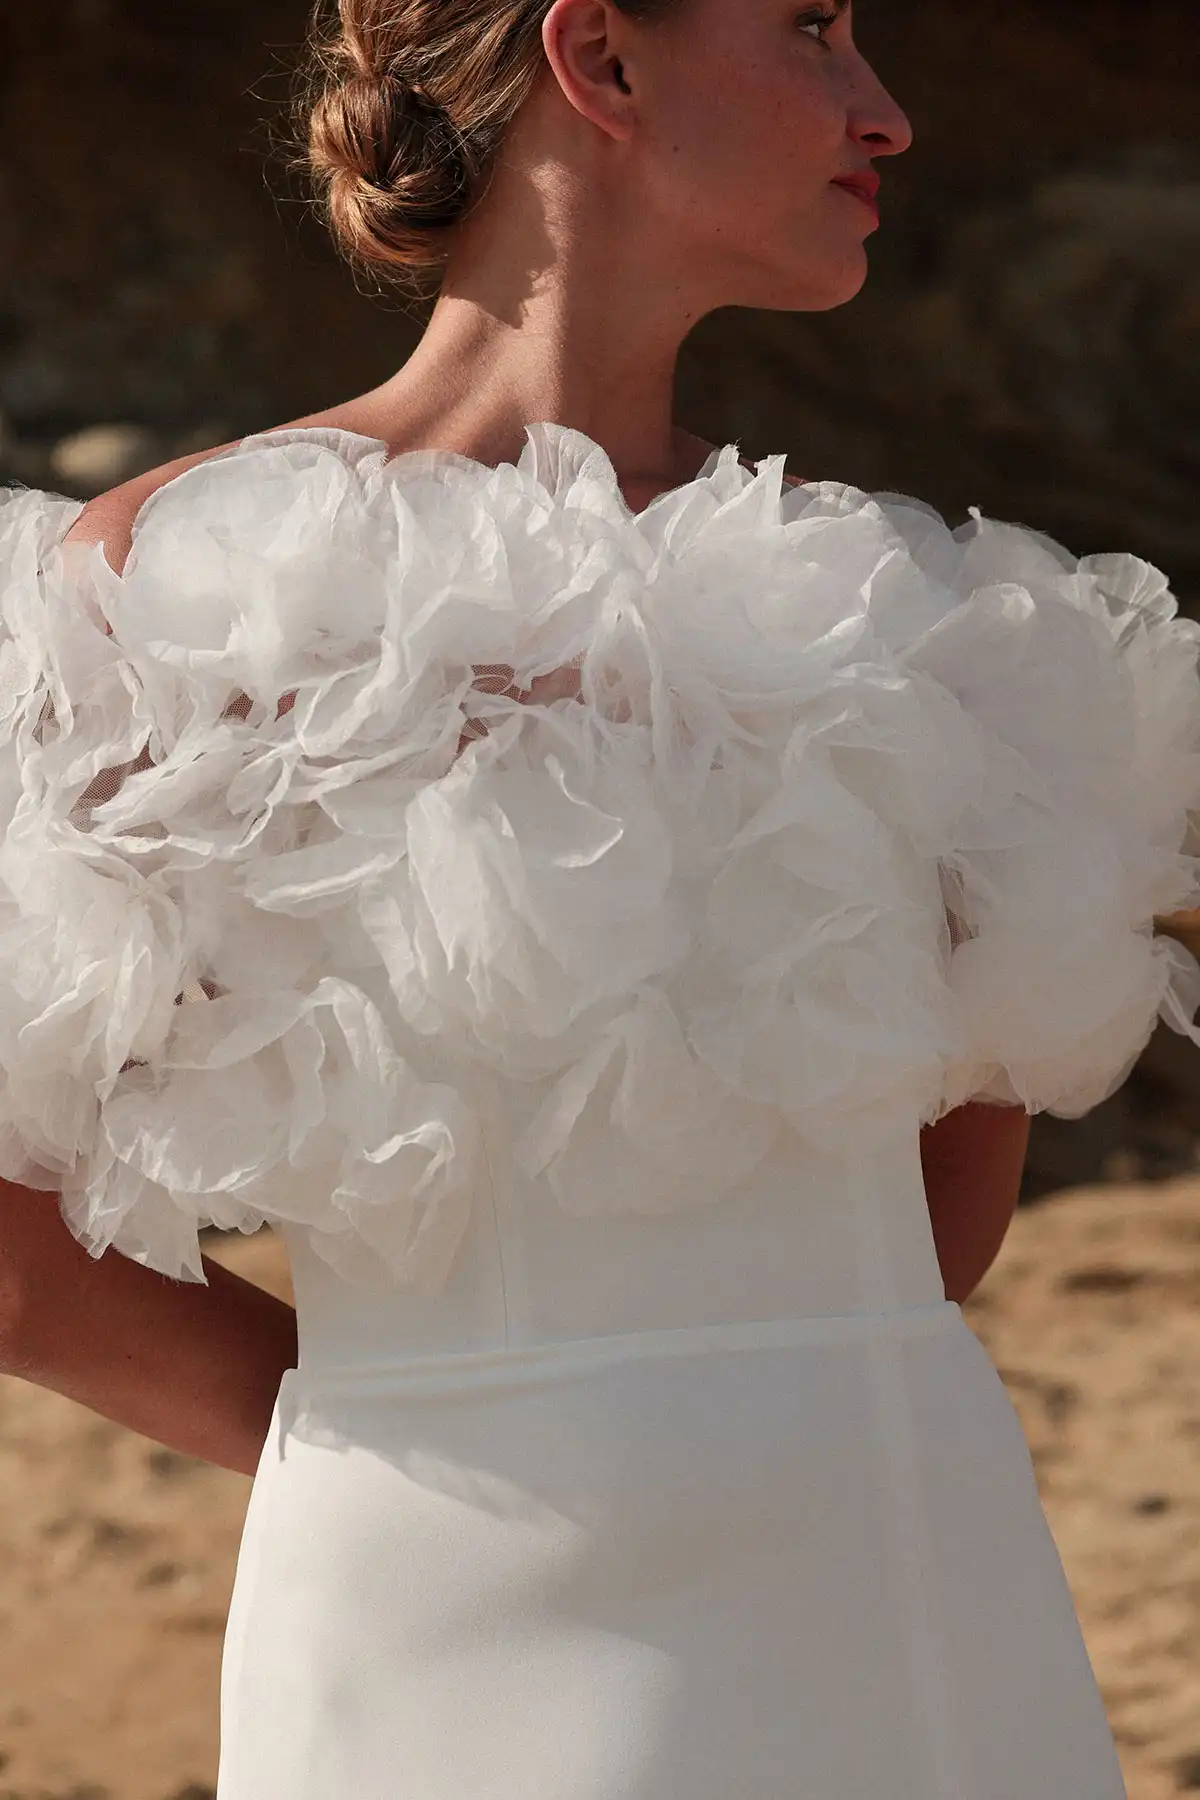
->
xmin=2 ymin=0 xmax=1197 ymax=1794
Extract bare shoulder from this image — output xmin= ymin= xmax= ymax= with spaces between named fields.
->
xmin=61 ymin=439 xmax=241 ymax=576
xmin=59 ymin=392 xmax=400 ymax=575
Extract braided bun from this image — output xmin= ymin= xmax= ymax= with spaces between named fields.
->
xmin=300 ymin=0 xmax=681 ymax=292
xmin=300 ymin=0 xmax=541 ymax=291
xmin=308 ymin=66 xmax=473 ymax=283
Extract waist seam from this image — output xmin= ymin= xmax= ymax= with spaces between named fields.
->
xmin=293 ymin=1298 xmax=963 ymax=1398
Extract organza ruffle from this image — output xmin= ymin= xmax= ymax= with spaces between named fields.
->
xmin=0 ymin=426 xmax=1196 ymax=1289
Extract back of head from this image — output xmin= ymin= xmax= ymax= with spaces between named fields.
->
xmin=300 ymin=0 xmax=676 ymax=296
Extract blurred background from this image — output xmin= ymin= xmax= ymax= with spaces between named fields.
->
xmin=0 ymin=0 xmax=1198 ymax=1795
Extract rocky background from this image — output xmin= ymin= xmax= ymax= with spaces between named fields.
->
xmin=0 ymin=2 xmax=1198 ymax=1794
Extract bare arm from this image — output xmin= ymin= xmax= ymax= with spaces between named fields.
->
xmin=0 ymin=1181 xmax=296 ymax=1478
xmin=3 ymin=463 xmax=319 ymax=1480
xmin=920 ymin=1101 xmax=1032 ymax=1304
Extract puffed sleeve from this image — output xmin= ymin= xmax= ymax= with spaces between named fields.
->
xmin=896 ymin=509 xmax=1200 ymax=1118
xmin=0 ymin=450 xmax=481 ymax=1292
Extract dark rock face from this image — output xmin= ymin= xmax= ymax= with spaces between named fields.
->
xmin=2 ymin=0 xmax=1198 ymax=1190
xmin=1 ymin=0 xmax=1195 ymax=575
xmin=779 ymin=147 xmax=1200 ymax=589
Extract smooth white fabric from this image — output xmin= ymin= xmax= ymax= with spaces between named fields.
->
xmin=5 ymin=421 xmax=1197 ymax=1795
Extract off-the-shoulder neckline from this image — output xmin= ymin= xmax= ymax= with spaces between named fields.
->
xmin=231 ymin=421 xmax=802 ymax=505
xmin=166 ymin=420 xmax=804 ymax=520
xmin=57 ymin=420 xmax=811 ymax=578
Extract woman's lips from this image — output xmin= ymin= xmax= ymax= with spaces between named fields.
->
xmin=831 ymin=171 xmax=881 ymax=222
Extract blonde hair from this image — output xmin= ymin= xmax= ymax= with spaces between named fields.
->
xmin=302 ymin=0 xmax=680 ymax=295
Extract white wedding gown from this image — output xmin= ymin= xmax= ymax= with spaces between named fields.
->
xmin=5 ymin=422 xmax=1200 ymax=1797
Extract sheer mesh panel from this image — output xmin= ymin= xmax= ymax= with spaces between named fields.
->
xmin=937 ymin=861 xmax=976 ymax=951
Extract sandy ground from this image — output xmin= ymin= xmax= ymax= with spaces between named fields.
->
xmin=0 ymin=1178 xmax=1197 ymax=1800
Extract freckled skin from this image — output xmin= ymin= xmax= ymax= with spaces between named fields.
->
xmin=607 ymin=0 xmax=911 ymax=313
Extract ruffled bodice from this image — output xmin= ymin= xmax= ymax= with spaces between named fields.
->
xmin=2 ymin=423 xmax=1199 ymax=1298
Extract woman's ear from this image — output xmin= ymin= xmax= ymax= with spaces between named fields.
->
xmin=541 ymin=0 xmax=641 ymax=140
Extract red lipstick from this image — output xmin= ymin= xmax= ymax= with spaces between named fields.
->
xmin=831 ymin=169 xmax=881 ymax=222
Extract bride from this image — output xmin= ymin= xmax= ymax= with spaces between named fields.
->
xmin=3 ymin=1 xmax=1196 ymax=1793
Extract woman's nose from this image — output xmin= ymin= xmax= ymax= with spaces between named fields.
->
xmin=848 ymin=60 xmax=915 ymax=159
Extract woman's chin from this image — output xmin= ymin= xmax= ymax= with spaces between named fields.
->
xmin=819 ymin=257 xmax=871 ymax=309
xmin=753 ymin=248 xmax=870 ymax=314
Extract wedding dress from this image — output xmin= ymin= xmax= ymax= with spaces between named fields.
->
xmin=5 ymin=421 xmax=1199 ymax=1796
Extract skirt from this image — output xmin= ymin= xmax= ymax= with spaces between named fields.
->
xmin=214 ymin=1299 xmax=1127 ymax=1798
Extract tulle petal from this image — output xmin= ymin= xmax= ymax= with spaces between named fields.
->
xmin=0 ymin=426 xmax=1196 ymax=1289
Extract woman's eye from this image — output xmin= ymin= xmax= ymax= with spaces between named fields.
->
xmin=798 ymin=9 xmax=839 ymax=40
